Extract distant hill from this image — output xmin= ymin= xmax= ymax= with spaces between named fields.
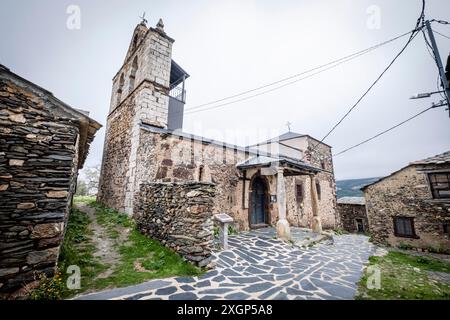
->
xmin=336 ymin=177 xmax=381 ymax=198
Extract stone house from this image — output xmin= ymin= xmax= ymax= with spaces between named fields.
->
xmin=362 ymin=151 xmax=450 ymax=252
xmin=0 ymin=65 xmax=101 ymax=297
xmin=98 ymin=19 xmax=338 ymax=244
xmin=336 ymin=197 xmax=367 ymax=233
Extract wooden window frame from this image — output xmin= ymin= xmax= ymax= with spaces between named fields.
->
xmin=427 ymin=172 xmax=450 ymax=200
xmin=295 ymin=183 xmax=303 ymax=204
xmin=393 ymin=216 xmax=418 ymax=239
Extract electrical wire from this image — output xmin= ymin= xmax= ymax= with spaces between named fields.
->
xmin=184 ymin=30 xmax=417 ymax=114
xmin=301 ymin=0 xmax=426 ymax=163
xmin=333 ymin=105 xmax=439 ymax=157
xmin=433 ymin=29 xmax=450 ymax=40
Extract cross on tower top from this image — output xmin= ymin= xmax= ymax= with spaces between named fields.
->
xmin=286 ymin=121 xmax=292 ymax=132
xmin=139 ymin=12 xmax=148 ymax=25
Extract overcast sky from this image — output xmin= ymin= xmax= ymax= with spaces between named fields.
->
xmin=1 ymin=0 xmax=449 ymax=180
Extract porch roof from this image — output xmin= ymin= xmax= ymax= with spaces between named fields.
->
xmin=236 ymin=155 xmax=321 ymax=175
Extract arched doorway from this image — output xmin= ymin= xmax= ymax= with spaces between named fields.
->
xmin=250 ymin=176 xmax=268 ymax=227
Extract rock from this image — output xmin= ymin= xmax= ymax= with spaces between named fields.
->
xmin=9 ymin=113 xmax=26 ymax=123
xmin=9 ymin=159 xmax=24 ymax=166
xmin=31 ymin=223 xmax=64 ymax=239
xmin=46 ymin=190 xmax=68 ymax=198
xmin=0 ymin=184 xmax=9 ymax=191
xmin=26 ymin=247 xmax=59 ymax=265
xmin=186 ymin=190 xmax=202 ymax=198
xmin=17 ymin=203 xmax=35 ymax=209
xmin=0 ymin=268 xmax=20 ymax=277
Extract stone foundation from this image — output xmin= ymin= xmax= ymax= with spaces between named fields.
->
xmin=134 ymin=182 xmax=215 ymax=267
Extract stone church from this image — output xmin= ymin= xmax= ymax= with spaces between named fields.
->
xmin=98 ymin=19 xmax=338 ymax=238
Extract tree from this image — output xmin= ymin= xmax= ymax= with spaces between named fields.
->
xmin=75 ymin=179 xmax=88 ymax=196
xmin=77 ymin=165 xmax=101 ymax=196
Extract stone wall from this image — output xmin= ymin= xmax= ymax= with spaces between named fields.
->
xmin=364 ymin=164 xmax=450 ymax=252
xmin=0 ymin=77 xmax=84 ymax=296
xmin=135 ymin=129 xmax=250 ymax=230
xmin=134 ymin=182 xmax=215 ymax=267
xmin=337 ymin=203 xmax=368 ymax=233
xmin=97 ymin=98 xmax=135 ymax=213
xmin=285 ymin=173 xmax=337 ymax=230
xmin=285 ymin=137 xmax=337 ymax=230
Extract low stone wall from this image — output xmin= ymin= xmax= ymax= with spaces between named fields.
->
xmin=134 ymin=182 xmax=215 ymax=267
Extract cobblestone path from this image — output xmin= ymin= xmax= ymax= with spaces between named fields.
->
xmin=75 ymin=231 xmax=376 ymax=300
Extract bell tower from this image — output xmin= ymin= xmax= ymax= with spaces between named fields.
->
xmin=109 ymin=18 xmax=174 ymax=127
xmin=98 ymin=18 xmax=188 ymax=215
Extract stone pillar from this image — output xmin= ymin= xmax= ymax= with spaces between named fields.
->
xmin=310 ymin=174 xmax=322 ymax=233
xmin=276 ymin=167 xmax=291 ymax=240
xmin=214 ymin=213 xmax=234 ymax=250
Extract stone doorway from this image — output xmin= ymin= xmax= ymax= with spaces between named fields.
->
xmin=355 ymin=218 xmax=365 ymax=233
xmin=250 ymin=176 xmax=268 ymax=228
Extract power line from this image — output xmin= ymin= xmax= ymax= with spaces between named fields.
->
xmin=333 ymin=104 xmax=441 ymax=157
xmin=184 ymin=29 xmax=416 ymax=114
xmin=319 ymin=29 xmax=421 ymax=143
xmin=300 ymin=0 xmax=426 ymax=163
xmin=433 ymin=29 xmax=450 ymax=40
xmin=185 ymin=47 xmax=383 ymax=115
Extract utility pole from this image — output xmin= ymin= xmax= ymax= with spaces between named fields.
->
xmin=425 ymin=20 xmax=450 ymax=117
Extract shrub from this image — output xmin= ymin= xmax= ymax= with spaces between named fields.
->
xmin=30 ymin=271 xmax=64 ymax=300
xmin=398 ymin=243 xmax=414 ymax=250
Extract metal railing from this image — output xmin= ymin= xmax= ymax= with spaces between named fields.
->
xmin=169 ymin=86 xmax=186 ymax=103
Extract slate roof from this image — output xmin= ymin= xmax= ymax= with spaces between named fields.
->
xmin=235 ymin=155 xmax=322 ymax=173
xmin=361 ymin=150 xmax=450 ymax=191
xmin=411 ymin=151 xmax=450 ymax=165
xmin=140 ymin=123 xmax=324 ymax=173
xmin=337 ymin=197 xmax=365 ymax=205
xmin=249 ymin=131 xmax=332 ymax=148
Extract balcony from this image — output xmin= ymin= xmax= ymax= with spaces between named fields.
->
xmin=169 ymin=85 xmax=186 ymax=103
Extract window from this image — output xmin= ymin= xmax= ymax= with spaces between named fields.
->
xmin=132 ymin=35 xmax=139 ymax=51
xmin=116 ymin=74 xmax=125 ymax=106
xmin=295 ymin=183 xmax=303 ymax=204
xmin=444 ymin=224 xmax=449 ymax=234
xmin=428 ymin=173 xmax=450 ymax=199
xmin=316 ymin=182 xmax=321 ymax=201
xmin=129 ymin=56 xmax=138 ymax=92
xmin=393 ymin=217 xmax=417 ymax=238
xmin=198 ymin=165 xmax=204 ymax=182
xmin=320 ymin=160 xmax=326 ymax=170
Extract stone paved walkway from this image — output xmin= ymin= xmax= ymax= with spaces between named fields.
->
xmin=75 ymin=231 xmax=376 ymax=300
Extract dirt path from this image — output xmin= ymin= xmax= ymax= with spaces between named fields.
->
xmin=75 ymin=203 xmax=121 ymax=279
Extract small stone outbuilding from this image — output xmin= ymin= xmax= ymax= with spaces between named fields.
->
xmin=362 ymin=151 xmax=450 ymax=253
xmin=0 ymin=65 xmax=101 ymax=297
xmin=337 ymin=197 xmax=367 ymax=233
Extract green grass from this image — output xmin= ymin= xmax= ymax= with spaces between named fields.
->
xmin=58 ymin=208 xmax=109 ymax=298
xmin=57 ymin=199 xmax=203 ymax=298
xmin=94 ymin=230 xmax=202 ymax=289
xmin=356 ymin=251 xmax=450 ymax=300
xmin=73 ymin=195 xmax=96 ymax=205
